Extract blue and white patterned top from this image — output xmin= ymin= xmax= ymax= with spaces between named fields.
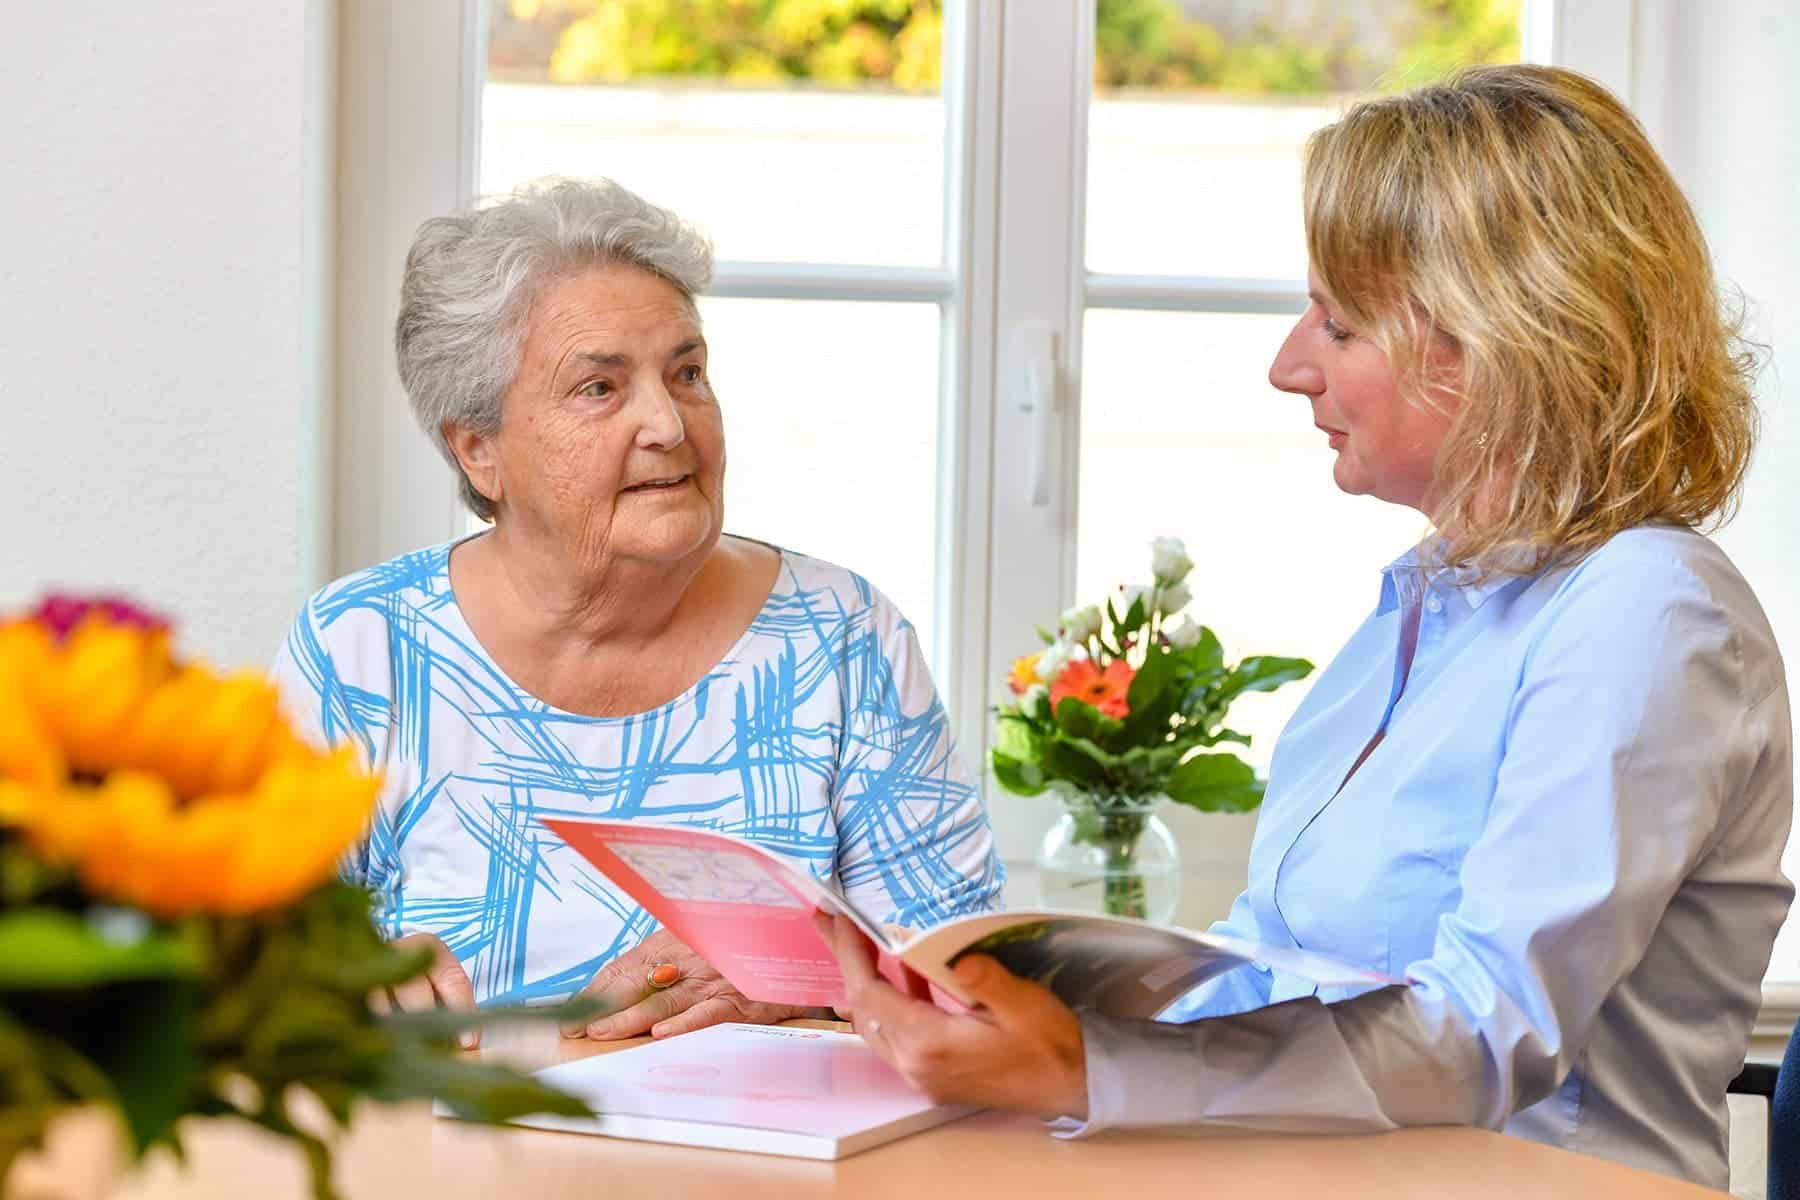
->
xmin=271 ymin=537 xmax=1004 ymax=1005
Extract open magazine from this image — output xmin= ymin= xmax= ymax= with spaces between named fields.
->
xmin=542 ymin=817 xmax=1396 ymax=1020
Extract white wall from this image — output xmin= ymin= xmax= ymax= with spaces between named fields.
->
xmin=0 ymin=1 xmax=327 ymax=670
xmin=1628 ymin=2 xmax=1800 ymax=974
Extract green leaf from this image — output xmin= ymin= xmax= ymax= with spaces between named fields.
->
xmin=316 ymin=941 xmax=435 ymax=994
xmin=1121 ymin=594 xmax=1147 ymax=635
xmin=375 ymin=995 xmax=607 ymax=1042
xmin=1201 ymin=727 xmax=1252 ymax=747
xmin=1040 ymin=739 xmax=1108 ymax=790
xmin=1118 ymin=652 xmax=1177 ymax=744
xmin=1184 ymin=625 xmax=1224 ymax=672
xmin=992 ymin=713 xmax=1041 ymax=762
xmin=1117 ymin=743 xmax=1184 ymax=774
xmin=0 ymin=911 xmax=200 ymax=989
xmin=1215 ymin=655 xmax=1314 ymax=704
xmin=1053 ymin=698 xmax=1123 ymax=744
xmin=1054 ymin=734 xmax=1123 ymax=771
xmin=91 ymin=977 xmax=205 ymax=1152
xmin=991 ymin=751 xmax=1046 ymax=796
xmin=375 ymin=1046 xmax=591 ymax=1125
xmin=1125 ymin=646 xmax=1175 ymax=713
xmin=1165 ymin=753 xmax=1266 ymax=813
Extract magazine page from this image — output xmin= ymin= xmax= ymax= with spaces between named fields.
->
xmin=501 ymin=1023 xmax=975 ymax=1159
xmin=541 ymin=817 xmax=914 ymax=1009
xmin=897 ymin=911 xmax=1397 ymax=1020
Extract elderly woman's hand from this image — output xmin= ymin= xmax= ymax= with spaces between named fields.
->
xmin=373 ymin=932 xmax=481 ymax=1049
xmin=563 ymin=929 xmax=819 ymax=1040
xmin=814 ymin=913 xmax=1089 ymax=1121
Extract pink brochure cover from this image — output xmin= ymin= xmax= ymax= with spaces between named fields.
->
xmin=541 ymin=818 xmax=930 ymax=1009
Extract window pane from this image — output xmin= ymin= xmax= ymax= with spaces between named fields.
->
xmin=701 ymin=298 xmax=943 ymax=659
xmin=1075 ymin=310 xmax=1425 ymax=767
xmin=1085 ymin=0 xmax=1522 ymax=278
xmin=484 ymin=0 xmax=947 ymax=266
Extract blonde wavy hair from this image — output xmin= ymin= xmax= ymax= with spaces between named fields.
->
xmin=1303 ymin=64 xmax=1759 ymax=573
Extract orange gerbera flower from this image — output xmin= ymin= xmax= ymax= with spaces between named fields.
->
xmin=1006 ymin=653 xmax=1042 ymax=696
xmin=0 ymin=597 xmax=379 ymax=916
xmin=1048 ymin=658 xmax=1136 ymax=720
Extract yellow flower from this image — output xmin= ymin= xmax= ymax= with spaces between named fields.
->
xmin=0 ymin=622 xmax=68 ymax=788
xmin=1007 ymin=653 xmax=1043 ymax=697
xmin=0 ymin=604 xmax=379 ymax=916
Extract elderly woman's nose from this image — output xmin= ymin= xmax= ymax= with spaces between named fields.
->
xmin=633 ymin=381 xmax=687 ymax=449
xmin=1268 ymin=319 xmax=1323 ymax=397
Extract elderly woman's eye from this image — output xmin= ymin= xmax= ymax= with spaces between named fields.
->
xmin=579 ymin=379 xmax=613 ymax=399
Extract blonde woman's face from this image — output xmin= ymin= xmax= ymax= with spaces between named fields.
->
xmin=1268 ymin=269 xmax=1456 ymax=513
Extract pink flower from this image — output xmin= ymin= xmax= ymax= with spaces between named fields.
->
xmin=28 ymin=593 xmax=170 ymax=641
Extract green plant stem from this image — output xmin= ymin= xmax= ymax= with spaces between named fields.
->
xmin=1098 ymin=809 xmax=1149 ymax=919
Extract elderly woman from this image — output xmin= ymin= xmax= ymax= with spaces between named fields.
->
xmin=274 ymin=179 xmax=1002 ymax=1041
xmin=820 ymin=64 xmax=1791 ymax=1189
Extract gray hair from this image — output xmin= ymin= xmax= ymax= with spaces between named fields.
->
xmin=395 ymin=177 xmax=715 ymax=520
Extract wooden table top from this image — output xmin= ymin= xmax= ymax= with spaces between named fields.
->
xmin=95 ymin=1020 xmax=1725 ymax=1200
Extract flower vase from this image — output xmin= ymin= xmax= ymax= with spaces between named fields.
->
xmin=1034 ymin=792 xmax=1180 ymax=923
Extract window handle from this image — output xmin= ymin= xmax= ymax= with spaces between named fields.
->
xmin=1010 ymin=322 xmax=1059 ymax=508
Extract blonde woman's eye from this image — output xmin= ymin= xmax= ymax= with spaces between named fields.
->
xmin=1322 ymin=317 xmax=1353 ymax=344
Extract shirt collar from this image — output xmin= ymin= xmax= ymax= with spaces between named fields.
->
xmin=1376 ymin=539 xmax=1534 ymax=615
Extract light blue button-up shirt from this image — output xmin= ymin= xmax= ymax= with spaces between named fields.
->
xmin=1064 ymin=524 xmax=1792 ymax=1188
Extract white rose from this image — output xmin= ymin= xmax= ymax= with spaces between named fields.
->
xmin=1121 ymin=584 xmax=1153 ymax=616
xmin=1156 ymin=581 xmax=1193 ymax=615
xmin=1150 ymin=536 xmax=1195 ymax=585
xmin=1061 ymin=604 xmax=1103 ymax=643
xmin=1166 ymin=619 xmax=1202 ymax=650
xmin=1021 ymin=683 xmax=1050 ymax=711
xmin=1036 ymin=640 xmax=1079 ymax=682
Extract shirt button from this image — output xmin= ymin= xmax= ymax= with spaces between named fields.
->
xmin=1425 ymin=595 xmax=1443 ymax=614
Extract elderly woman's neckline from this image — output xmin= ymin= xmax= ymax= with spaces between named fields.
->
xmin=441 ymin=531 xmax=785 ymax=720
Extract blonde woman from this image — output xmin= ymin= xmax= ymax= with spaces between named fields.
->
xmin=819 ymin=65 xmax=1791 ymax=1187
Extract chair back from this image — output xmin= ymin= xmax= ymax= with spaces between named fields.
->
xmin=1772 ymin=1016 xmax=1800 ymax=1200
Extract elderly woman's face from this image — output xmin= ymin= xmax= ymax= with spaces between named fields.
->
xmin=466 ymin=264 xmax=725 ymax=568
xmin=1268 ymin=268 xmax=1457 ymax=513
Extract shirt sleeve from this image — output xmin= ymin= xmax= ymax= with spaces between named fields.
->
xmin=1156 ymin=888 xmax=1277 ymax=1021
xmin=1060 ymin=551 xmax=1771 ymax=1135
xmin=269 ymin=596 xmax=393 ymax=898
xmin=831 ymin=610 xmax=1006 ymax=928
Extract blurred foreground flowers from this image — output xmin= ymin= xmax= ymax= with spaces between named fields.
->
xmin=0 ymin=596 xmax=587 ymax=1199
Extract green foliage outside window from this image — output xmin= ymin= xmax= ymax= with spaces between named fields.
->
xmin=494 ymin=0 xmax=1520 ymax=95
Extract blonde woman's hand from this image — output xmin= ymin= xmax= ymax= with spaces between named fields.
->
xmin=814 ymin=912 xmax=1089 ymax=1121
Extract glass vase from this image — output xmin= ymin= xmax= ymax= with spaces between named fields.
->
xmin=1034 ymin=791 xmax=1180 ymax=923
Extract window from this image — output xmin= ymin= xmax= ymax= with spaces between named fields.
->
xmin=477 ymin=1 xmax=962 ymax=654
xmin=983 ymin=1 xmax=1531 ymax=874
